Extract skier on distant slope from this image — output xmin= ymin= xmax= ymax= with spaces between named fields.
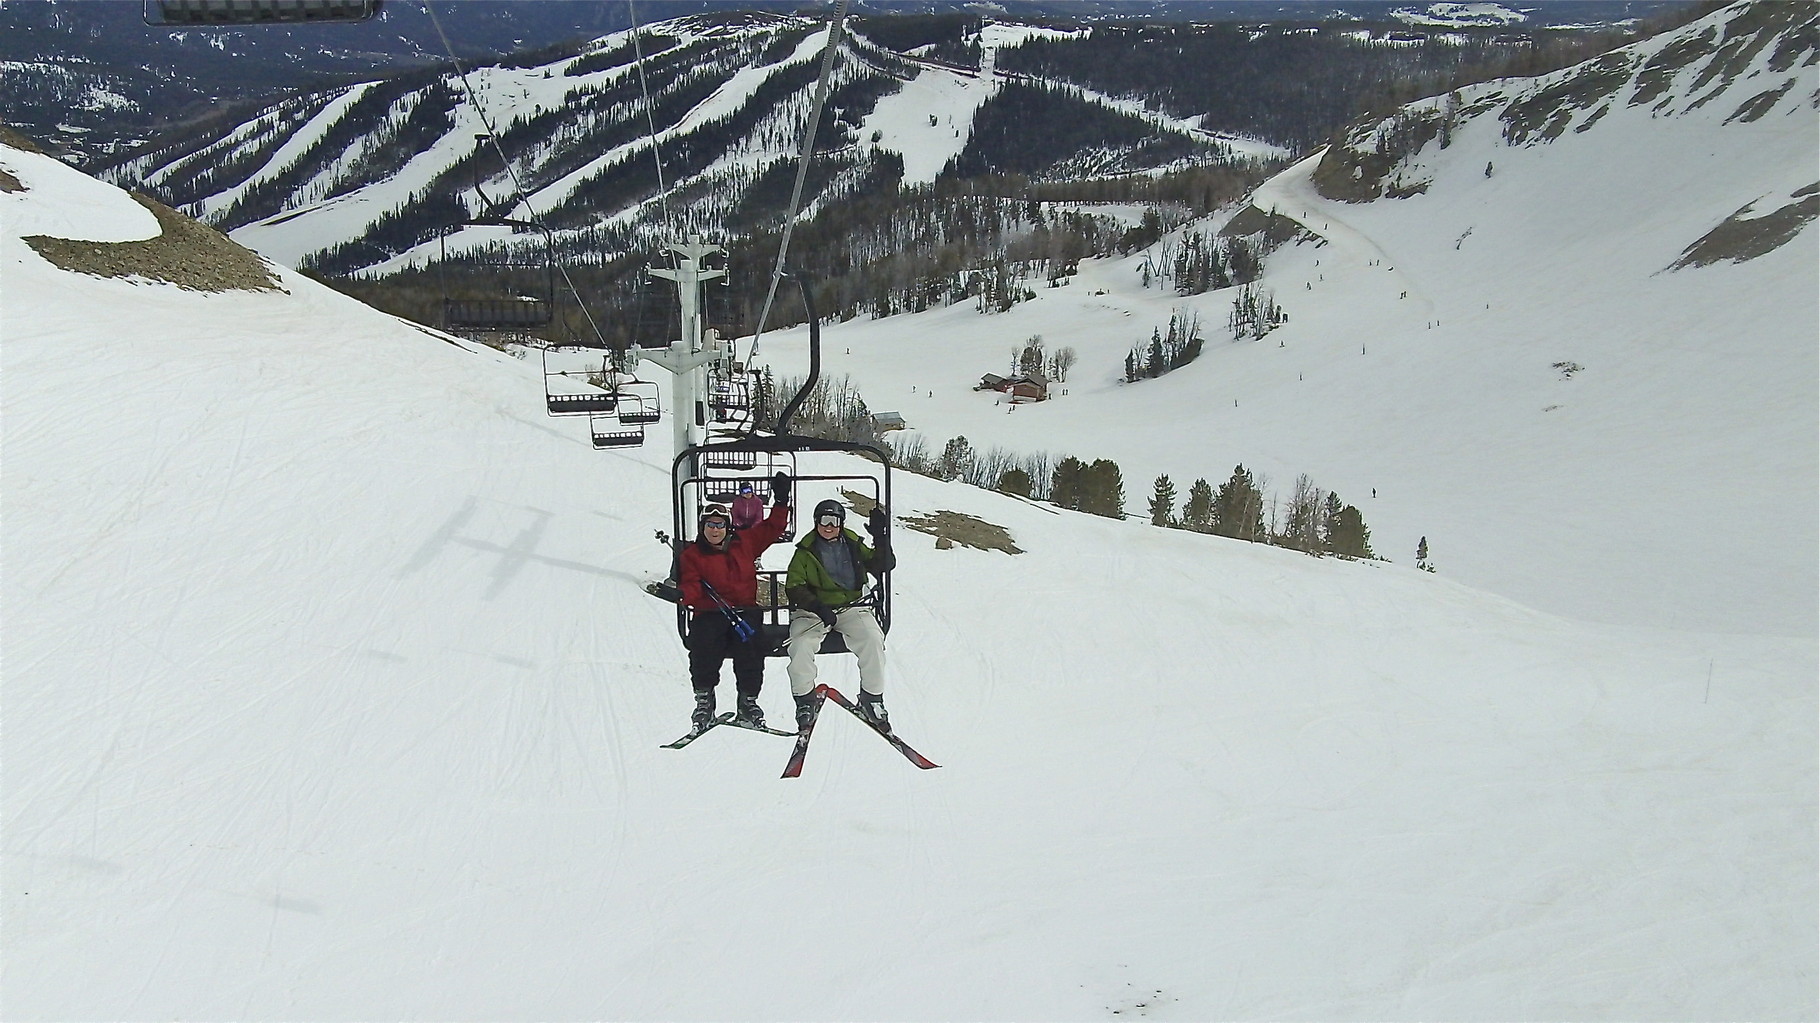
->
xmin=784 ymin=499 xmax=895 ymax=731
xmin=678 ymin=473 xmax=791 ymax=731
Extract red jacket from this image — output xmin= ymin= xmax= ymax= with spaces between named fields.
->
xmin=678 ymin=502 xmax=789 ymax=610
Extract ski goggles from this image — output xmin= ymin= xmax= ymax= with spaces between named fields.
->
xmin=817 ymin=513 xmax=843 ymax=527
xmin=702 ymin=517 xmax=730 ymax=529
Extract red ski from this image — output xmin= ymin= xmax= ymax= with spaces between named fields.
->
xmin=819 ymin=686 xmax=940 ymax=771
xmin=780 ymin=685 xmax=831 ymax=778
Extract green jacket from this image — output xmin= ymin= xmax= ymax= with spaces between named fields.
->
xmin=785 ymin=527 xmax=893 ymax=609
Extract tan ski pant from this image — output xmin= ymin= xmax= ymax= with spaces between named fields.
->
xmin=786 ymin=606 xmax=886 ymax=697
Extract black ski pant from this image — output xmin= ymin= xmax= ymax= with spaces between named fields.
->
xmin=688 ymin=608 xmax=765 ymax=699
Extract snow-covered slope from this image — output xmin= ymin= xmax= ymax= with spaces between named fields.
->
xmin=760 ymin=0 xmax=1818 ymax=636
xmin=3 ymin=129 xmax=1815 ymax=1019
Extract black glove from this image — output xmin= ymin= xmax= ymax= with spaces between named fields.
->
xmin=770 ymin=471 xmax=791 ymax=505
xmin=866 ymin=507 xmax=888 ymax=537
xmin=815 ymin=607 xmax=837 ymax=628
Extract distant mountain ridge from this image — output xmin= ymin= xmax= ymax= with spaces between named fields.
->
xmin=94 ymin=9 xmax=1253 ymax=282
xmin=79 ymin=4 xmax=1703 ymax=281
xmin=0 ymin=0 xmax=1695 ymax=166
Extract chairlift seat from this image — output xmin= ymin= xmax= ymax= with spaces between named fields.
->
xmin=591 ymin=424 xmax=644 ymax=449
xmin=547 ymin=393 xmax=618 ymax=416
xmin=446 ymin=298 xmax=551 ymax=330
xmin=701 ymin=448 xmax=758 ymax=470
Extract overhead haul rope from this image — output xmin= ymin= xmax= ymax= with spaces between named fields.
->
xmin=745 ymin=0 xmax=849 ymax=362
xmin=626 ymin=0 xmax=676 ymax=255
xmin=422 ymin=1 xmax=610 ymax=348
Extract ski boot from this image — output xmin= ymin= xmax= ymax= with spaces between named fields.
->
xmin=855 ymin=690 xmax=890 ymax=732
xmin=793 ymin=692 xmax=820 ymax=733
xmin=734 ymin=694 xmax=765 ymax=729
xmin=691 ymin=689 xmax=716 ymax=733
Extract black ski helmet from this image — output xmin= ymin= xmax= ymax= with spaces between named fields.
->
xmin=813 ymin=499 xmax=845 ymax=524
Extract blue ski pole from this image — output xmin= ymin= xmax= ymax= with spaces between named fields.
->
xmin=700 ymin=581 xmax=757 ymax=642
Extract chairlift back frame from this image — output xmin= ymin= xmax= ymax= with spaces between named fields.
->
xmin=672 ymin=435 xmax=891 ymax=658
xmin=438 ymin=216 xmax=557 ymax=334
xmin=543 ymin=344 xmax=620 ymax=417
xmin=616 ymin=378 xmax=662 ymax=426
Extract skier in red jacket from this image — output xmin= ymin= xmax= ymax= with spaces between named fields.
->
xmin=678 ymin=472 xmax=791 ymax=730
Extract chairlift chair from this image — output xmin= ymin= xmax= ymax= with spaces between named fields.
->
xmin=543 ymin=345 xmax=620 ymax=417
xmin=672 ymin=436 xmax=890 ymax=658
xmin=591 ymin=417 xmax=644 ymax=449
xmin=616 ymin=379 xmax=662 ymax=426
xmin=437 ymin=218 xmax=556 ymax=335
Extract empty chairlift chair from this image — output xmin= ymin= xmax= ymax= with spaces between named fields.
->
xmin=437 ymin=219 xmax=556 ymax=337
xmin=543 ymin=345 xmax=620 ymax=418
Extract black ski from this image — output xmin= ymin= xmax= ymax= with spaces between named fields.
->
xmin=660 ymin=712 xmax=732 ymax=749
xmin=725 ymin=716 xmax=796 ymax=737
xmin=820 ymin=686 xmax=941 ymax=771
xmin=664 ymin=711 xmax=795 ymax=749
xmin=780 ymin=685 xmax=830 ymax=778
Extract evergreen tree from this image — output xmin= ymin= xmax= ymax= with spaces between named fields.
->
xmin=1417 ymin=536 xmax=1435 ymax=572
xmin=1018 ymin=335 xmax=1046 ymax=376
xmin=1328 ymin=504 xmax=1374 ymax=560
xmin=1051 ymin=456 xmax=1086 ymax=511
xmin=1084 ymin=458 xmax=1125 ymax=519
xmin=1147 ymin=474 xmax=1176 ymax=527
xmin=1182 ymin=478 xmax=1215 ymax=532
xmin=998 ymin=467 xmax=1032 ymax=498
xmin=1212 ymin=464 xmax=1265 ymax=541
xmin=1320 ymin=491 xmax=1345 ymax=553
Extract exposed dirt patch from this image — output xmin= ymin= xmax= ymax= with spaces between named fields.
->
xmin=838 ymin=488 xmax=879 ymax=518
xmin=898 ymin=509 xmax=1023 ymax=555
xmin=22 ymin=191 xmax=283 ymax=293
xmin=1219 ymin=204 xmax=1315 ymax=245
xmin=0 ymin=124 xmax=47 ymax=154
xmin=0 ymin=167 xmax=22 ymax=193
xmin=1671 ymin=184 xmax=1818 ymax=269
xmin=1310 ymin=110 xmax=1440 ymax=202
xmin=1501 ymin=51 xmax=1636 ymax=146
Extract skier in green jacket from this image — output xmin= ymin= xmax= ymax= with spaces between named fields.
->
xmin=784 ymin=498 xmax=895 ymax=730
